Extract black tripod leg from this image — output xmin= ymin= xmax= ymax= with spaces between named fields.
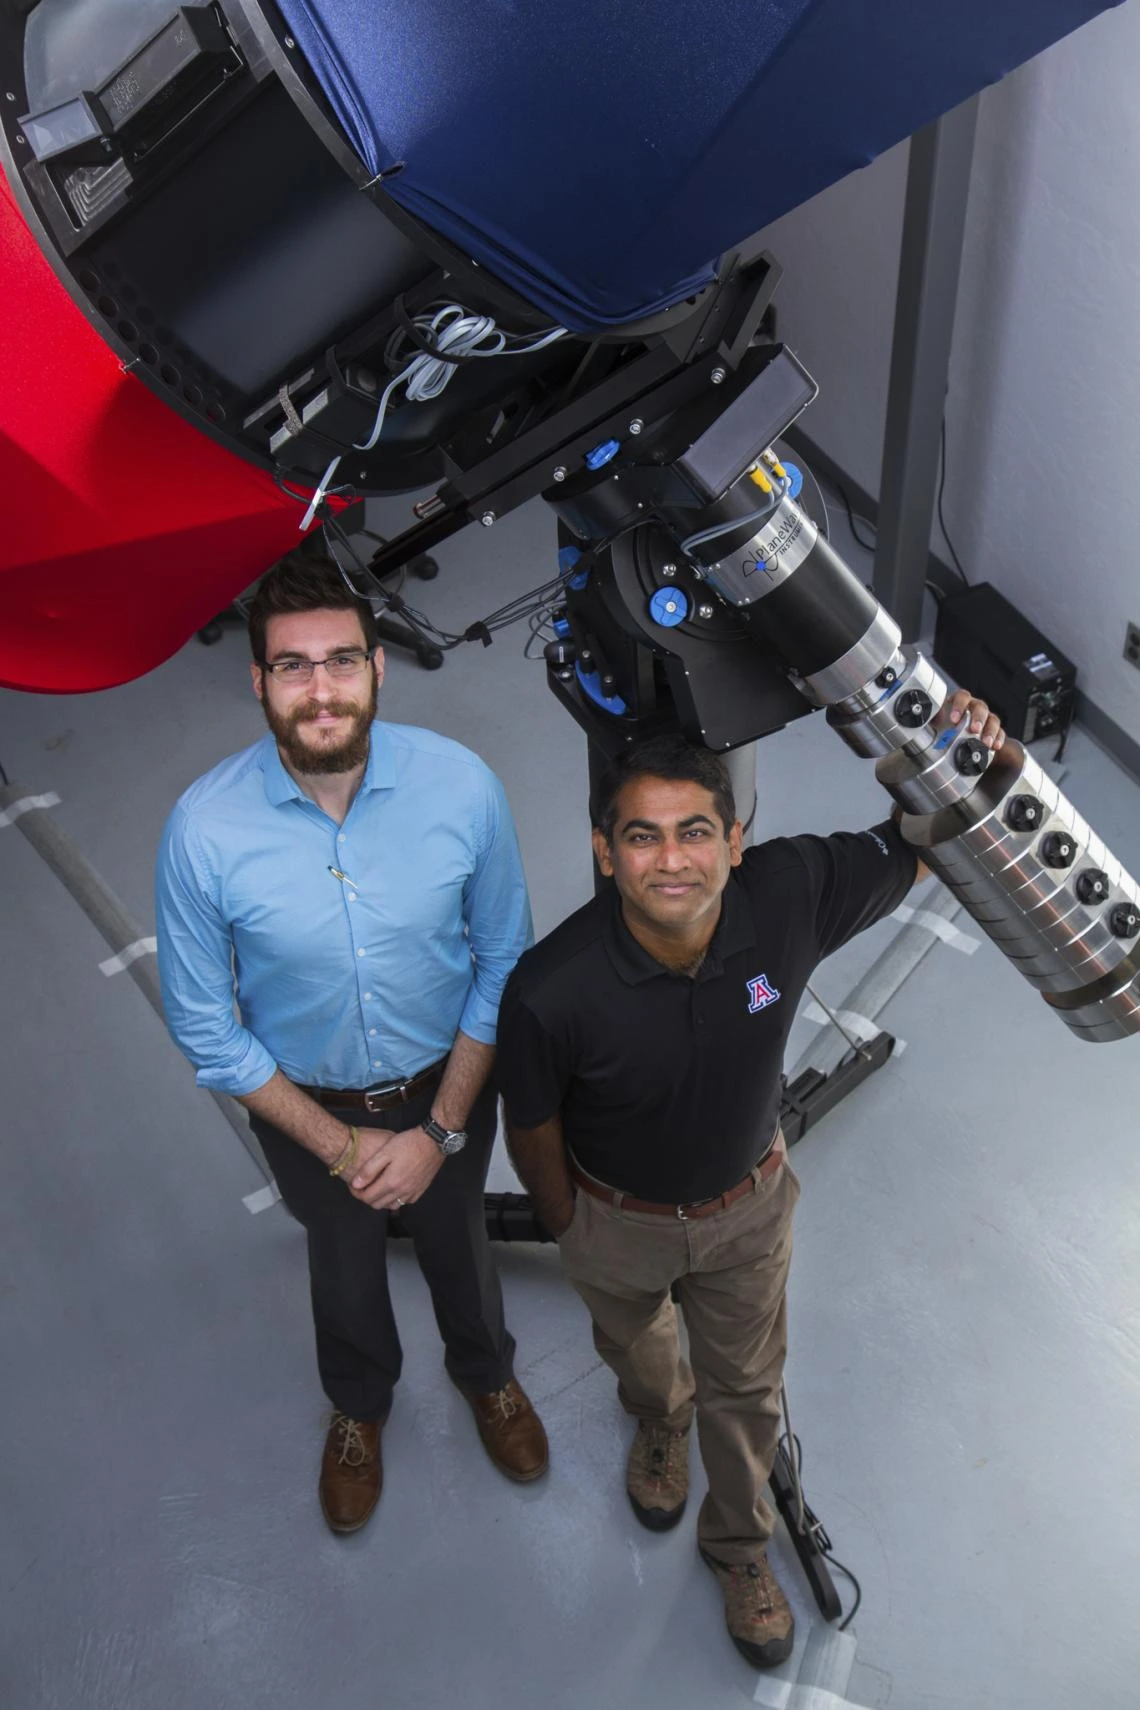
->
xmin=768 ymin=1443 xmax=843 ymax=1621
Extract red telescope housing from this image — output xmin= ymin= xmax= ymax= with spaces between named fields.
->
xmin=0 ymin=173 xmax=306 ymax=693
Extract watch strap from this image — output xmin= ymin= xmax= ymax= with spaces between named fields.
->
xmin=423 ymin=1116 xmax=468 ymax=1154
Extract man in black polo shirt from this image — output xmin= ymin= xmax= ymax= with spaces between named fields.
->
xmin=498 ymin=697 xmax=1001 ymax=1671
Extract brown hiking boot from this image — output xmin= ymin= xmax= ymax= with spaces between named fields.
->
xmin=463 ymin=1379 xmax=549 ymax=1482
xmin=699 ymin=1547 xmax=795 ymax=1668
xmin=319 ymin=1411 xmax=384 ymax=1534
xmin=626 ymin=1420 xmax=690 ymax=1531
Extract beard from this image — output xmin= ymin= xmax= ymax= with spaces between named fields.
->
xmin=261 ymin=671 xmax=378 ymax=775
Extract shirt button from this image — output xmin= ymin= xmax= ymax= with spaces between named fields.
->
xmin=357 ymin=948 xmax=365 ymax=958
xmin=347 ymin=893 xmax=357 ymax=903
xmin=368 ymin=1028 xmax=377 ymax=1037
xmin=372 ymin=1060 xmax=382 ymax=1068
xmin=363 ymin=992 xmax=373 ymax=1000
xmin=338 ymin=834 xmax=346 ymax=844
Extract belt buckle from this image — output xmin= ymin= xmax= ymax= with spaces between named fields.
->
xmin=363 ymin=1078 xmax=405 ymax=1112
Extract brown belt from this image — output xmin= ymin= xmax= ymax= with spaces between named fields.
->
xmin=570 ymin=1133 xmax=785 ymax=1221
xmin=300 ymin=1057 xmax=446 ymax=1113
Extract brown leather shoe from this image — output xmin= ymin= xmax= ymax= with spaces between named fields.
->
xmin=462 ymin=1379 xmax=549 ymax=1482
xmin=319 ymin=1411 xmax=384 ymax=1534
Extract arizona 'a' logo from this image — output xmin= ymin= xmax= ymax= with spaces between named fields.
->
xmin=746 ymin=972 xmax=781 ymax=1013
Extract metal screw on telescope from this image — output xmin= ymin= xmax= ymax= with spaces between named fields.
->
xmin=698 ymin=604 xmax=715 ymax=620
xmin=710 ymin=367 xmax=726 ymax=385
xmin=629 ymin=419 xmax=644 ymax=435
xmin=480 ymin=511 xmax=496 ymax=527
xmin=661 ymin=563 xmax=677 ymax=578
xmin=552 ymin=466 xmax=567 ymax=482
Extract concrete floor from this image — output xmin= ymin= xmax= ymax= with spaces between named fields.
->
xmin=2 ymin=489 xmax=1139 ymax=1709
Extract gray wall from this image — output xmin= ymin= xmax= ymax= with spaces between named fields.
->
xmin=756 ymin=2 xmax=1140 ymax=742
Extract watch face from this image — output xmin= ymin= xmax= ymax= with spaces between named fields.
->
xmin=426 ymin=1118 xmax=467 ymax=1154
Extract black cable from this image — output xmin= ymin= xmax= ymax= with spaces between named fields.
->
xmin=795 ymin=457 xmax=830 ymax=542
xmin=937 ymin=420 xmax=970 ymax=587
xmin=831 ymin=1554 xmax=864 ymax=1632
xmin=823 ymin=475 xmax=877 ymax=553
xmin=324 ymin=509 xmax=620 ymax=657
xmin=1053 ymin=708 xmax=1074 ymax=764
xmin=780 ymin=1430 xmax=864 ymax=1632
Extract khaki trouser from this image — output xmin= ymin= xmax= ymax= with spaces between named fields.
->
xmin=558 ymin=1139 xmax=800 ymax=1564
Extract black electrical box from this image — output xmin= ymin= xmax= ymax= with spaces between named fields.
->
xmin=933 ymin=582 xmax=1075 ymax=744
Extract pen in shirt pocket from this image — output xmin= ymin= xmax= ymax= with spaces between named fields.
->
xmin=328 ymin=865 xmax=358 ymax=889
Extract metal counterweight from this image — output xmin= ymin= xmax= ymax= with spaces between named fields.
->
xmin=716 ymin=482 xmax=1140 ymax=1042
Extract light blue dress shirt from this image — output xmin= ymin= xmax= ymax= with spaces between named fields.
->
xmin=155 ymin=722 xmax=533 ymax=1097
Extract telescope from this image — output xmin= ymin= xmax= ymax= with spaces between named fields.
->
xmin=1 ymin=0 xmax=1137 ymax=1040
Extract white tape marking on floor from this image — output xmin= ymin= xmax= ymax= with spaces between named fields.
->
xmin=750 ymin=1614 xmax=861 ymax=1709
xmin=754 ymin=1688 xmax=864 ymax=1710
xmin=802 ymin=1001 xmax=906 ymax=1056
xmin=243 ymin=1183 xmax=282 ymax=1215
xmin=99 ymin=936 xmax=157 ymax=977
xmin=891 ymin=901 xmax=978 ymax=954
xmin=0 ymin=791 xmax=60 ymax=827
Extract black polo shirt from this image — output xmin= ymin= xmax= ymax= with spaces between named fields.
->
xmin=497 ymin=820 xmax=915 ymax=1202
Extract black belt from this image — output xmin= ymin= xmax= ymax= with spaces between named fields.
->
xmin=300 ymin=1057 xmax=446 ymax=1112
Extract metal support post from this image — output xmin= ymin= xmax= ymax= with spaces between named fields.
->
xmin=874 ymin=96 xmax=980 ymax=638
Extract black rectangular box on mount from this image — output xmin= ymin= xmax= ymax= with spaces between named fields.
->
xmin=933 ymin=582 xmax=1076 ymax=745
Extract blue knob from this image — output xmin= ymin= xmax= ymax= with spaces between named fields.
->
xmin=782 ymin=461 xmax=804 ymax=499
xmin=584 ymin=439 xmax=621 ymax=471
xmin=649 ymin=587 xmax=689 ymax=628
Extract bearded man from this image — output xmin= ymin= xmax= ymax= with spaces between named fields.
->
xmin=156 ymin=544 xmax=547 ymax=1535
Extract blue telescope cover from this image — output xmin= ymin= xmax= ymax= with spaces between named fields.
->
xmin=276 ymin=0 xmax=1118 ymax=331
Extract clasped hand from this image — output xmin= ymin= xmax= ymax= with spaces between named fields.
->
xmin=345 ymin=1125 xmax=443 ymax=1209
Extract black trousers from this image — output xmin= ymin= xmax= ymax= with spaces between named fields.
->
xmin=251 ymin=1078 xmax=515 ymax=1421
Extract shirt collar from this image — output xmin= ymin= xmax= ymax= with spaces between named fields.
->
xmin=602 ymin=869 xmax=756 ymax=986
xmin=259 ymin=720 xmax=396 ymax=807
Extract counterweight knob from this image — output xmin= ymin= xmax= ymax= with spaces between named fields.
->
xmin=1075 ymin=869 xmax=1110 ymax=906
xmin=954 ymin=739 xmax=987 ymax=776
xmin=1109 ymin=902 xmax=1140 ymax=939
xmin=1040 ymin=831 xmax=1077 ymax=869
xmin=894 ymin=689 xmax=933 ymax=728
xmin=1006 ymin=795 xmax=1044 ymax=832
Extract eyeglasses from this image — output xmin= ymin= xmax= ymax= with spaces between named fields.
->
xmin=261 ymin=649 xmax=374 ymax=685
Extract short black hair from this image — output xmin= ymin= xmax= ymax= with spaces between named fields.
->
xmin=591 ymin=735 xmax=737 ymax=840
xmin=247 ymin=534 xmax=378 ymax=663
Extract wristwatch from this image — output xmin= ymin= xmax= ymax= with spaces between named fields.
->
xmin=423 ymin=1116 xmax=468 ymax=1156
